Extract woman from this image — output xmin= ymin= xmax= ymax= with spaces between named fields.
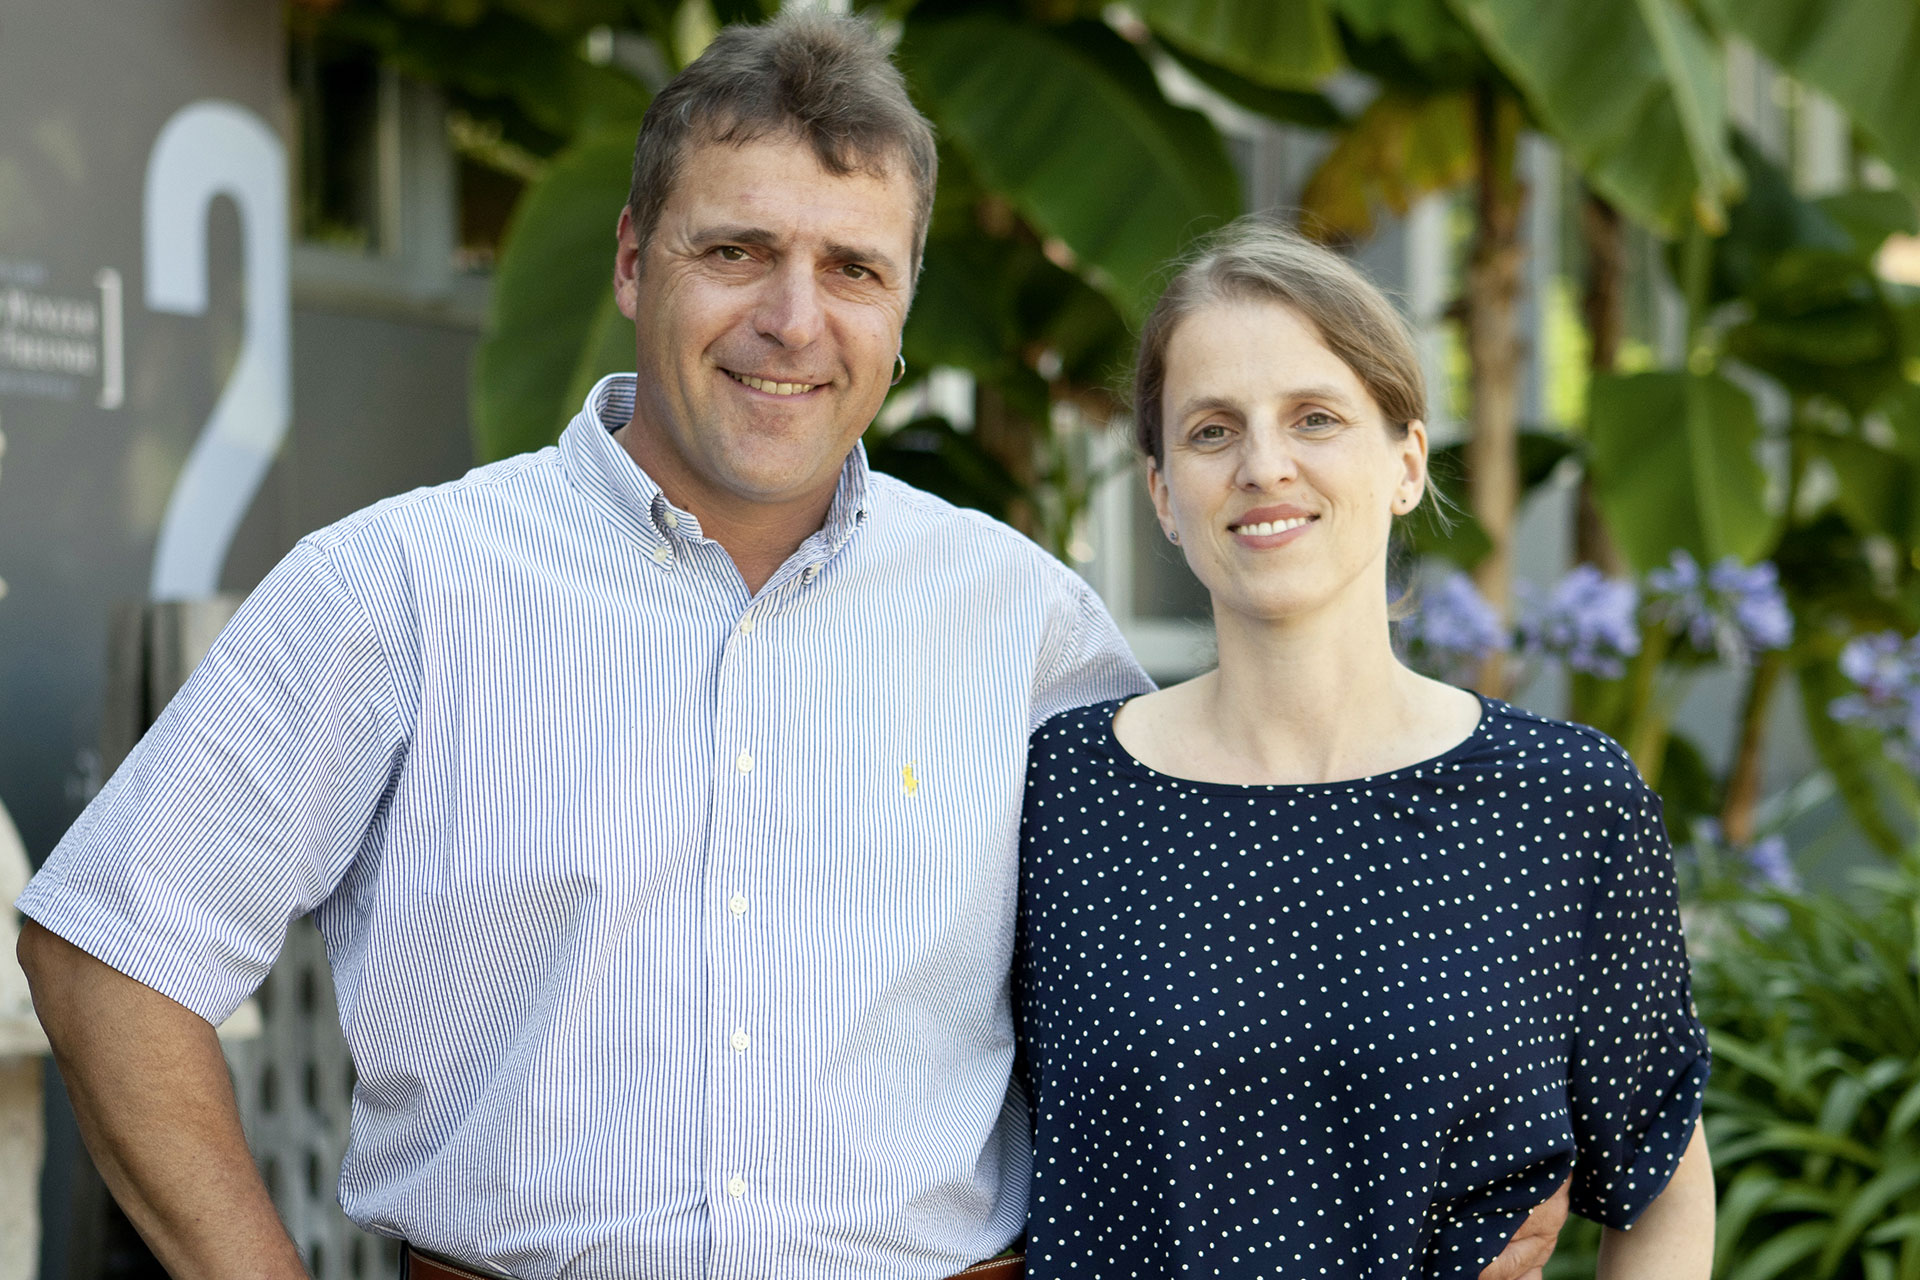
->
xmin=1017 ymin=221 xmax=1714 ymax=1278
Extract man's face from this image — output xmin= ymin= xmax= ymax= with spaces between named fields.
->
xmin=613 ymin=134 xmax=916 ymax=525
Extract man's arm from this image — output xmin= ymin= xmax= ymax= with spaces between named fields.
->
xmin=1479 ymin=1179 xmax=1571 ymax=1280
xmin=18 ymin=921 xmax=308 ymax=1280
xmin=1596 ymin=1121 xmax=1714 ymax=1279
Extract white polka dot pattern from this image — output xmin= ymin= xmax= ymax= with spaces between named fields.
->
xmin=1015 ymin=696 xmax=1709 ymax=1278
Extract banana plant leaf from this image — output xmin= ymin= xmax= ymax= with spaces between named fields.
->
xmin=1708 ymin=136 xmax=1910 ymax=413
xmin=901 ymin=15 xmax=1243 ymax=321
xmin=1447 ymin=0 xmax=1744 ymax=235
xmin=1803 ymin=433 xmax=1919 ymax=549
xmin=1132 ymin=0 xmax=1344 ymax=90
xmin=472 ymin=125 xmax=640 ymax=461
xmin=1331 ymin=0 xmax=1491 ymax=89
xmin=1153 ymin=39 xmax=1348 ymax=129
xmin=1698 ymin=0 xmax=1920 ymax=196
xmin=1584 ymin=370 xmax=1775 ymax=573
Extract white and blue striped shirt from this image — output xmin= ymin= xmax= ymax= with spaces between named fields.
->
xmin=20 ymin=374 xmax=1150 ymax=1280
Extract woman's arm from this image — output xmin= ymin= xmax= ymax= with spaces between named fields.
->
xmin=1595 ymin=1121 xmax=1714 ymax=1280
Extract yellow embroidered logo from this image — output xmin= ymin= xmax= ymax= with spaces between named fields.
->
xmin=901 ymin=763 xmax=919 ymax=796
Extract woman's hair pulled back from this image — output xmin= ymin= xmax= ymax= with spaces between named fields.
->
xmin=1132 ymin=218 xmax=1427 ymax=462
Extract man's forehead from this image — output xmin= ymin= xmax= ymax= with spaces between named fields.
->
xmin=667 ymin=135 xmax=916 ymax=250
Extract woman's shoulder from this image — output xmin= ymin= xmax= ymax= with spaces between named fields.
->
xmin=1030 ymin=697 xmax=1126 ymax=752
xmin=1471 ymin=697 xmax=1654 ymax=800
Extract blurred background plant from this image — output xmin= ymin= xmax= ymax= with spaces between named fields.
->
xmin=288 ymin=0 xmax=1920 ymax=1272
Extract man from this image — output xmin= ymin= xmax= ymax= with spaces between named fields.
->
xmin=18 ymin=11 xmax=1563 ymax=1279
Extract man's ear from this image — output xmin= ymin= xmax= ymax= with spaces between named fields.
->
xmin=614 ymin=206 xmax=642 ymax=322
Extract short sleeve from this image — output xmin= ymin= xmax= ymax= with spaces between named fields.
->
xmin=1028 ymin=580 xmax=1152 ymax=732
xmin=16 ymin=538 xmax=409 ymax=1025
xmin=1568 ymin=782 xmax=1710 ymax=1227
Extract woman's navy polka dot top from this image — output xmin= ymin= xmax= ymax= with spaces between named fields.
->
xmin=1016 ymin=695 xmax=1709 ymax=1279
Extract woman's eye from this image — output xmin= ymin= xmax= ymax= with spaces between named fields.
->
xmin=1193 ymin=423 xmax=1228 ymax=442
xmin=1297 ymin=411 xmax=1340 ymax=431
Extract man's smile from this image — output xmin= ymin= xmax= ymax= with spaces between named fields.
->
xmin=724 ymin=368 xmax=825 ymax=396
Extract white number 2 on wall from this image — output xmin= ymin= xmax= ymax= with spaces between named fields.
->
xmin=143 ymin=100 xmax=289 ymax=602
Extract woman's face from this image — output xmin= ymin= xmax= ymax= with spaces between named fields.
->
xmin=1148 ymin=298 xmax=1427 ymax=629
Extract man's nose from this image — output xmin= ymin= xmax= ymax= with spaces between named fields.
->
xmin=754 ymin=262 xmax=826 ymax=348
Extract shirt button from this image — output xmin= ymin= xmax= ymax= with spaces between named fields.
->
xmin=735 ymin=751 xmax=753 ymax=774
xmin=802 ymin=563 xmax=821 ymax=582
xmin=731 ymin=1027 xmax=750 ymax=1052
xmin=662 ymin=510 xmax=679 ymax=529
xmin=651 ymin=545 xmax=671 ymax=565
xmin=727 ymin=1176 xmax=746 ymax=1198
xmin=737 ymin=615 xmax=755 ymax=635
xmin=728 ymin=893 xmax=748 ymax=916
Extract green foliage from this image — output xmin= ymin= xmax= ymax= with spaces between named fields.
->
xmin=1449 ymin=0 xmax=1744 ymax=234
xmin=472 ymin=126 xmax=640 ymax=460
xmin=1131 ymin=0 xmax=1343 ymax=90
xmin=1693 ymin=861 xmax=1920 ymax=1279
xmin=900 ymin=14 xmax=1242 ymax=322
xmin=300 ymin=0 xmax=656 ymax=156
xmin=1584 ymin=370 xmax=1775 ymax=573
xmin=1699 ymin=0 xmax=1920 ymax=197
xmin=1711 ymin=136 xmax=1913 ymax=415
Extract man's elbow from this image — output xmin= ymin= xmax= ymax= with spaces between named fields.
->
xmin=18 ymin=918 xmax=91 ymax=1033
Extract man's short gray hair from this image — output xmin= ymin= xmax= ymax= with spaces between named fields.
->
xmin=627 ymin=10 xmax=939 ymax=279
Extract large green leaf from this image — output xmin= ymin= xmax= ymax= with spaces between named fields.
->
xmin=1133 ymin=0 xmax=1344 ymax=90
xmin=1155 ymin=40 xmax=1347 ymax=129
xmin=902 ymin=16 xmax=1243 ymax=320
xmin=1709 ymin=136 xmax=1910 ymax=412
xmin=1447 ymin=0 xmax=1743 ymax=235
xmin=472 ymin=126 xmax=639 ymax=461
xmin=1699 ymin=0 xmax=1920 ymax=196
xmin=1804 ymin=433 xmax=1920 ymax=548
xmin=1585 ymin=371 xmax=1775 ymax=571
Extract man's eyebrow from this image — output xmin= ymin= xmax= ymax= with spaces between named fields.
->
xmin=691 ymin=225 xmax=779 ymax=249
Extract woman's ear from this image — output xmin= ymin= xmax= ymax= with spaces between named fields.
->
xmin=1147 ymin=459 xmax=1180 ymax=544
xmin=1395 ymin=419 xmax=1429 ymax=514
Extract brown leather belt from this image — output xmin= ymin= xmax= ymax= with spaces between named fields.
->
xmin=404 ymin=1242 xmax=1025 ymax=1280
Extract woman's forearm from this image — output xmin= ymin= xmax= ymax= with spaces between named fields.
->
xmin=1596 ymin=1121 xmax=1714 ymax=1280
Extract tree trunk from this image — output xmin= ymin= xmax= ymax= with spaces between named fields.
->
xmin=1575 ymin=191 xmax=1627 ymax=576
xmin=1464 ymin=86 xmax=1526 ymax=697
xmin=975 ymin=382 xmax=1039 ymax=538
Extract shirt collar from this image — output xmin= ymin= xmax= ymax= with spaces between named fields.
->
xmin=559 ymin=373 xmax=872 ymax=569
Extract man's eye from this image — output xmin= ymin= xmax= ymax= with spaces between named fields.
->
xmin=714 ymin=245 xmax=750 ymax=262
xmin=841 ymin=263 xmax=873 ymax=280
xmin=1193 ymin=423 xmax=1228 ymax=441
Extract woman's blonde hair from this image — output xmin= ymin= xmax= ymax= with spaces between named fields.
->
xmin=1132 ymin=217 xmax=1427 ymax=462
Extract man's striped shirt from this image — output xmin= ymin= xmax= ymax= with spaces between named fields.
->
xmin=20 ymin=374 xmax=1151 ymax=1280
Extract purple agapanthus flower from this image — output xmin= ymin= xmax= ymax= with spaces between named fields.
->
xmin=1644 ymin=550 xmax=1792 ymax=662
xmin=1743 ymin=835 xmax=1798 ymax=892
xmin=1517 ymin=566 xmax=1641 ymax=678
xmin=1831 ymin=631 xmax=1920 ymax=770
xmin=1397 ymin=571 xmax=1508 ymax=681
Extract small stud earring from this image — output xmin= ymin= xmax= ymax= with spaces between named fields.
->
xmin=1166 ymin=528 xmax=1180 ymax=545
